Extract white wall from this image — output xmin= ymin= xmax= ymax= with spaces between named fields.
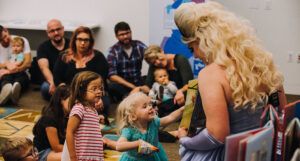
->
xmin=0 ymin=0 xmax=150 ymax=74
xmin=149 ymin=0 xmax=300 ymax=95
xmin=214 ymin=0 xmax=300 ymax=95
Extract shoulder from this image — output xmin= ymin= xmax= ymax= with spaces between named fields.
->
xmin=174 ymin=54 xmax=188 ymax=62
xmin=198 ymin=63 xmax=226 ymax=83
xmin=132 ymin=40 xmax=147 ymax=48
xmin=108 ymin=42 xmax=120 ymax=53
xmin=93 ymin=50 xmax=104 ymax=57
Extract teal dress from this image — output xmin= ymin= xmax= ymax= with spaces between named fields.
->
xmin=119 ymin=117 xmax=168 ymax=161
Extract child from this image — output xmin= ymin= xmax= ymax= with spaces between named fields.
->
xmin=116 ymin=92 xmax=184 ymax=161
xmin=148 ymin=68 xmax=179 ymax=117
xmin=0 ymin=36 xmax=25 ymax=77
xmin=0 ymin=37 xmax=27 ymax=104
xmin=66 ymin=71 xmax=104 ymax=161
xmin=1 ymin=137 xmax=38 ymax=161
xmin=33 ymin=85 xmax=70 ymax=161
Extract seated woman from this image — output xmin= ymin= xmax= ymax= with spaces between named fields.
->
xmin=53 ymin=26 xmax=110 ymax=121
xmin=174 ymin=2 xmax=286 ymax=161
xmin=143 ymin=45 xmax=193 ymax=106
xmin=33 ymin=85 xmax=70 ymax=161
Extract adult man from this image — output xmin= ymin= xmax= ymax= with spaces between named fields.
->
xmin=37 ymin=19 xmax=69 ymax=100
xmin=107 ymin=21 xmax=147 ymax=101
xmin=0 ymin=25 xmax=31 ymax=105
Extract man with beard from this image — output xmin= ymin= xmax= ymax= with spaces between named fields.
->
xmin=107 ymin=21 xmax=147 ymax=102
xmin=37 ymin=19 xmax=69 ymax=100
xmin=0 ymin=25 xmax=31 ymax=105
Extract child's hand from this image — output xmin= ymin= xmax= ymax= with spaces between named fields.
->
xmin=95 ymin=98 xmax=104 ymax=112
xmin=99 ymin=114 xmax=105 ymax=124
xmin=177 ymin=127 xmax=188 ymax=138
xmin=138 ymin=139 xmax=159 ymax=155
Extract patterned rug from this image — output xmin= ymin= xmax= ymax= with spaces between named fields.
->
xmin=0 ymin=107 xmax=121 ymax=161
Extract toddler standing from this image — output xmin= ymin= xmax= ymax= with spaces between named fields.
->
xmin=66 ymin=71 xmax=104 ymax=161
xmin=116 ymin=92 xmax=184 ymax=161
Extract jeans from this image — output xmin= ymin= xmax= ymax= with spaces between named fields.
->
xmin=40 ymin=81 xmax=51 ymax=100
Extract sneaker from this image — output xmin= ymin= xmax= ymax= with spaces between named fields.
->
xmin=11 ymin=82 xmax=21 ymax=104
xmin=0 ymin=83 xmax=12 ymax=105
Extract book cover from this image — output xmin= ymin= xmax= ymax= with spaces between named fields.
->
xmin=283 ymin=118 xmax=300 ymax=161
xmin=291 ymin=148 xmax=300 ymax=161
xmin=244 ymin=121 xmax=274 ymax=161
xmin=225 ymin=128 xmax=264 ymax=161
xmin=179 ymin=79 xmax=198 ymax=136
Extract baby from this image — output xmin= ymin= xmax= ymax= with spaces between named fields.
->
xmin=0 ymin=37 xmax=25 ymax=77
xmin=149 ymin=68 xmax=178 ymax=117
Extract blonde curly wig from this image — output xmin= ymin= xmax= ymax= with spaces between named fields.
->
xmin=175 ymin=1 xmax=283 ymax=111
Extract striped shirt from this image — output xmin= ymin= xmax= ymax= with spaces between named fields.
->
xmin=70 ymin=103 xmax=104 ymax=161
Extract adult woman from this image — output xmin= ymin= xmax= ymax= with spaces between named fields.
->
xmin=174 ymin=2 xmax=286 ymax=161
xmin=143 ymin=45 xmax=193 ymax=106
xmin=53 ymin=26 xmax=110 ymax=117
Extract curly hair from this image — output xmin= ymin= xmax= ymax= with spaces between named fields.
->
xmin=116 ymin=92 xmax=149 ymax=132
xmin=175 ymin=2 xmax=283 ymax=111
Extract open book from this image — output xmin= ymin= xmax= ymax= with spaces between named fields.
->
xmin=179 ymin=79 xmax=206 ymax=137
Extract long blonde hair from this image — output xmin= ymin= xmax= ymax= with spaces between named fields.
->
xmin=175 ymin=2 xmax=283 ymax=111
xmin=116 ymin=92 xmax=149 ymax=131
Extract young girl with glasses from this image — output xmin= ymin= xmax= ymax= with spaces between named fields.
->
xmin=116 ymin=92 xmax=184 ymax=161
xmin=66 ymin=71 xmax=105 ymax=161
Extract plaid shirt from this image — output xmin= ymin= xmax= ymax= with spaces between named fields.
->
xmin=107 ymin=40 xmax=147 ymax=85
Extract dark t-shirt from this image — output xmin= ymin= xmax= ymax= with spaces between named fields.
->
xmin=37 ymin=39 xmax=70 ymax=72
xmin=33 ymin=116 xmax=67 ymax=151
xmin=53 ymin=50 xmax=109 ymax=89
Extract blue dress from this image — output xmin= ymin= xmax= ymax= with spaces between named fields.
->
xmin=119 ymin=117 xmax=168 ymax=161
xmin=179 ymin=103 xmax=264 ymax=161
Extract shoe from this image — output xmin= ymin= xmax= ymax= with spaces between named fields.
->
xmin=159 ymin=85 xmax=164 ymax=101
xmin=0 ymin=83 xmax=12 ymax=105
xmin=158 ymin=130 xmax=177 ymax=143
xmin=11 ymin=82 xmax=21 ymax=104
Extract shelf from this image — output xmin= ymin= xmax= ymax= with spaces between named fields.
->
xmin=0 ymin=19 xmax=100 ymax=32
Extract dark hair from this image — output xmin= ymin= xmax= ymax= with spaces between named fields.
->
xmin=69 ymin=26 xmax=94 ymax=55
xmin=114 ymin=21 xmax=131 ymax=35
xmin=33 ymin=85 xmax=70 ymax=140
xmin=69 ymin=71 xmax=102 ymax=110
xmin=0 ymin=25 xmax=4 ymax=40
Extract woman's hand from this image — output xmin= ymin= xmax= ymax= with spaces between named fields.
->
xmin=177 ymin=127 xmax=188 ymax=138
xmin=174 ymin=90 xmax=185 ymax=105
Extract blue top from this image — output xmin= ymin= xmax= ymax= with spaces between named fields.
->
xmin=119 ymin=117 xmax=168 ymax=161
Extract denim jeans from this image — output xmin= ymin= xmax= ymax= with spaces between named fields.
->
xmin=40 ymin=81 xmax=51 ymax=100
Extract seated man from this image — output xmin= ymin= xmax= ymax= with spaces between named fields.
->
xmin=37 ymin=19 xmax=69 ymax=100
xmin=0 ymin=25 xmax=31 ymax=105
xmin=107 ymin=21 xmax=147 ymax=101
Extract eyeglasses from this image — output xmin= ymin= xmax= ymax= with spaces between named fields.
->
xmin=76 ymin=38 xmax=90 ymax=43
xmin=17 ymin=147 xmax=38 ymax=161
xmin=47 ymin=27 xmax=63 ymax=34
xmin=117 ymin=31 xmax=131 ymax=37
xmin=86 ymin=86 xmax=104 ymax=95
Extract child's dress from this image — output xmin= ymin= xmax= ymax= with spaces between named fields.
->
xmin=119 ymin=117 xmax=168 ymax=161
xmin=69 ymin=103 xmax=104 ymax=161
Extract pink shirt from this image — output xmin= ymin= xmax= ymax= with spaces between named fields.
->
xmin=70 ymin=103 xmax=104 ymax=161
